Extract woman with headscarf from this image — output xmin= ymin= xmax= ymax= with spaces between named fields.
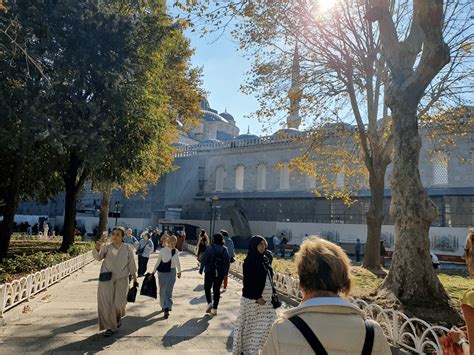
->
xmin=93 ymin=226 xmax=138 ymax=337
xmin=233 ymin=235 xmax=277 ymax=355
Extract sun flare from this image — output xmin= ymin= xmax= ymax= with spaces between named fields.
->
xmin=318 ymin=0 xmax=337 ymax=11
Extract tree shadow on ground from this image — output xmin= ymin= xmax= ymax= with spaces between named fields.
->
xmin=82 ymin=278 xmax=99 ymax=283
xmin=181 ymin=266 xmax=199 ymax=273
xmin=189 ymin=294 xmax=207 ymax=305
xmin=193 ymin=284 xmax=204 ymax=292
xmin=49 ymin=310 xmax=165 ymax=353
xmin=162 ymin=316 xmax=211 ymax=347
xmin=226 ymin=331 xmax=234 ymax=351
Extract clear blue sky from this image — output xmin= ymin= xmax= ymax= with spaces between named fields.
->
xmin=185 ymin=29 xmax=265 ymax=136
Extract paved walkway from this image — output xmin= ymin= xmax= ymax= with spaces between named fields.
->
xmin=0 ymin=251 xmax=244 ymax=354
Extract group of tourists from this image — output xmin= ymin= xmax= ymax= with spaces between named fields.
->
xmin=92 ymin=226 xmax=184 ymax=336
xmin=91 ymin=225 xmax=474 ymax=354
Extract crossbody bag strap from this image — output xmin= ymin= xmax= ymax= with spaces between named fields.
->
xmin=362 ymin=320 xmax=375 ymax=355
xmin=288 ymin=315 xmax=328 ymax=355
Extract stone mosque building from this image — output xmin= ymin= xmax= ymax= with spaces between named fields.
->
xmin=16 ymin=52 xmax=474 ymax=259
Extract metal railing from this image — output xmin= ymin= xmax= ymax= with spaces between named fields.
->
xmin=183 ymin=242 xmax=448 ymax=354
xmin=0 ymin=251 xmax=94 ymax=317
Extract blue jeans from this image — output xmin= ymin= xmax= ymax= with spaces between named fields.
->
xmin=158 ymin=269 xmax=176 ymax=310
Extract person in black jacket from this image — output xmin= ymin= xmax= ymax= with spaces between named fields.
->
xmin=199 ymin=233 xmax=230 ymax=316
xmin=233 ymin=235 xmax=277 ymax=355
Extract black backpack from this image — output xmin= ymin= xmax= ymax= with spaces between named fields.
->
xmin=157 ymin=249 xmax=176 ymax=273
xmin=212 ymin=245 xmax=226 ymax=275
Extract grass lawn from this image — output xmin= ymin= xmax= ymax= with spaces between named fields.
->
xmin=0 ymin=238 xmax=94 ymax=283
xmin=236 ymin=252 xmax=471 ymax=319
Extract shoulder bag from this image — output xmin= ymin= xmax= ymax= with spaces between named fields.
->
xmin=157 ymin=249 xmax=176 ymax=273
xmin=288 ymin=315 xmax=375 ymax=355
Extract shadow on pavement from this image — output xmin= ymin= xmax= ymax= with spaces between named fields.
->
xmin=189 ymin=294 xmax=207 ymax=305
xmin=162 ymin=316 xmax=211 ymax=347
xmin=193 ymin=284 xmax=204 ymax=292
xmin=49 ymin=311 xmax=164 ymax=353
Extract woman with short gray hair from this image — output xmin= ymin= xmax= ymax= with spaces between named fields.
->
xmin=262 ymin=237 xmax=391 ymax=354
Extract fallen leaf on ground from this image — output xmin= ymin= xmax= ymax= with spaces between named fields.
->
xmin=22 ymin=305 xmax=32 ymax=314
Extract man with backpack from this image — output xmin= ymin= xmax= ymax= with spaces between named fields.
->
xmin=199 ymin=233 xmax=230 ymax=316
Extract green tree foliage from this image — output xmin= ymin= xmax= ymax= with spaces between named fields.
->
xmin=0 ymin=1 xmax=202 ymax=255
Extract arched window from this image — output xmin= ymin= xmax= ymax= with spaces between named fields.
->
xmin=256 ymin=164 xmax=266 ymax=190
xmin=279 ymin=163 xmax=289 ymax=190
xmin=215 ymin=166 xmax=225 ymax=191
xmin=235 ymin=165 xmax=245 ymax=191
xmin=336 ymin=172 xmax=345 ymax=189
xmin=433 ymin=153 xmax=449 ymax=185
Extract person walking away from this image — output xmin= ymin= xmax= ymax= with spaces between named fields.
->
xmin=233 ymin=236 xmax=277 ymax=355
xmin=279 ymin=234 xmax=288 ymax=258
xmin=463 ymin=228 xmax=474 ymax=277
xmin=176 ymin=230 xmax=186 ymax=252
xmin=153 ymin=235 xmax=181 ymax=319
xmin=221 ymin=229 xmax=235 ymax=292
xmin=151 ymin=229 xmax=161 ymax=252
xmin=355 ymin=238 xmax=362 ymax=262
xmin=261 ymin=237 xmax=391 ymax=355
xmin=124 ymin=228 xmax=139 ymax=249
xmin=93 ymin=226 xmax=138 ymax=337
xmin=199 ymin=233 xmax=230 ymax=316
xmin=136 ymin=232 xmax=154 ymax=277
xmin=272 ymin=235 xmax=279 ymax=253
xmin=196 ymin=230 xmax=209 ymax=265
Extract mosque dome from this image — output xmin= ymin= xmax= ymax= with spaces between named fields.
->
xmin=220 ymin=112 xmax=235 ymax=122
xmin=203 ymin=111 xmax=229 ymax=123
xmin=200 ymin=99 xmax=211 ymax=110
xmin=236 ymin=134 xmax=258 ymax=140
xmin=272 ymin=128 xmax=301 ymax=136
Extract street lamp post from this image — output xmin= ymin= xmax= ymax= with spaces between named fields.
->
xmin=114 ymin=201 xmax=121 ymax=227
xmin=206 ymin=195 xmax=220 ymax=237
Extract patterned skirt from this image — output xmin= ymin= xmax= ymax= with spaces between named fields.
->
xmin=232 ymin=280 xmax=277 ymax=355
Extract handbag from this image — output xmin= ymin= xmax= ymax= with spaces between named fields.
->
xmin=99 ymin=271 xmax=112 ymax=282
xmin=136 ymin=240 xmax=150 ymax=256
xmin=267 ymin=268 xmax=281 ymax=309
xmin=140 ymin=273 xmax=158 ymax=299
xmin=127 ymin=282 xmax=138 ymax=303
xmin=157 ymin=249 xmax=176 ymax=273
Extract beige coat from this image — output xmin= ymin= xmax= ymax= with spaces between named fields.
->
xmin=261 ymin=297 xmax=391 ymax=355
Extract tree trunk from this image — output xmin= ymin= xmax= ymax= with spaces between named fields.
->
xmin=363 ymin=171 xmax=385 ymax=270
xmin=60 ymin=182 xmax=78 ymax=252
xmin=0 ymin=158 xmax=23 ymax=261
xmin=96 ymin=187 xmax=111 ymax=241
xmin=60 ymin=151 xmax=87 ymax=252
xmin=381 ymin=103 xmax=448 ymax=304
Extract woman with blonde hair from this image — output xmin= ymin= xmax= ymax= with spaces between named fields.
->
xmin=153 ymin=235 xmax=181 ymax=319
xmin=463 ymin=228 xmax=474 ymax=277
xmin=93 ymin=226 xmax=138 ymax=337
xmin=262 ymin=237 xmax=390 ymax=355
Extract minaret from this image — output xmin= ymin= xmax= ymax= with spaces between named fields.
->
xmin=287 ymin=44 xmax=302 ymax=130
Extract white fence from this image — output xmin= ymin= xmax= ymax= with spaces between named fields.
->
xmin=0 ymin=251 xmax=94 ymax=317
xmin=183 ymin=243 xmax=448 ymax=354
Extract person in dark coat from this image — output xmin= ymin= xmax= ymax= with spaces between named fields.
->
xmin=233 ymin=235 xmax=276 ymax=354
xmin=199 ymin=233 xmax=230 ymax=315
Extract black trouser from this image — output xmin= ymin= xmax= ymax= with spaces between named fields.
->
xmin=204 ymin=271 xmax=224 ymax=309
xmin=138 ymin=255 xmax=149 ymax=276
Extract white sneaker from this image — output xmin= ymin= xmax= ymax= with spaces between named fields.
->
xmin=211 ymin=308 xmax=217 ymax=316
xmin=206 ymin=303 xmax=212 ymax=314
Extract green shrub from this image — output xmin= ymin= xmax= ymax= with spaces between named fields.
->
xmin=68 ymin=243 xmax=94 ymax=257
